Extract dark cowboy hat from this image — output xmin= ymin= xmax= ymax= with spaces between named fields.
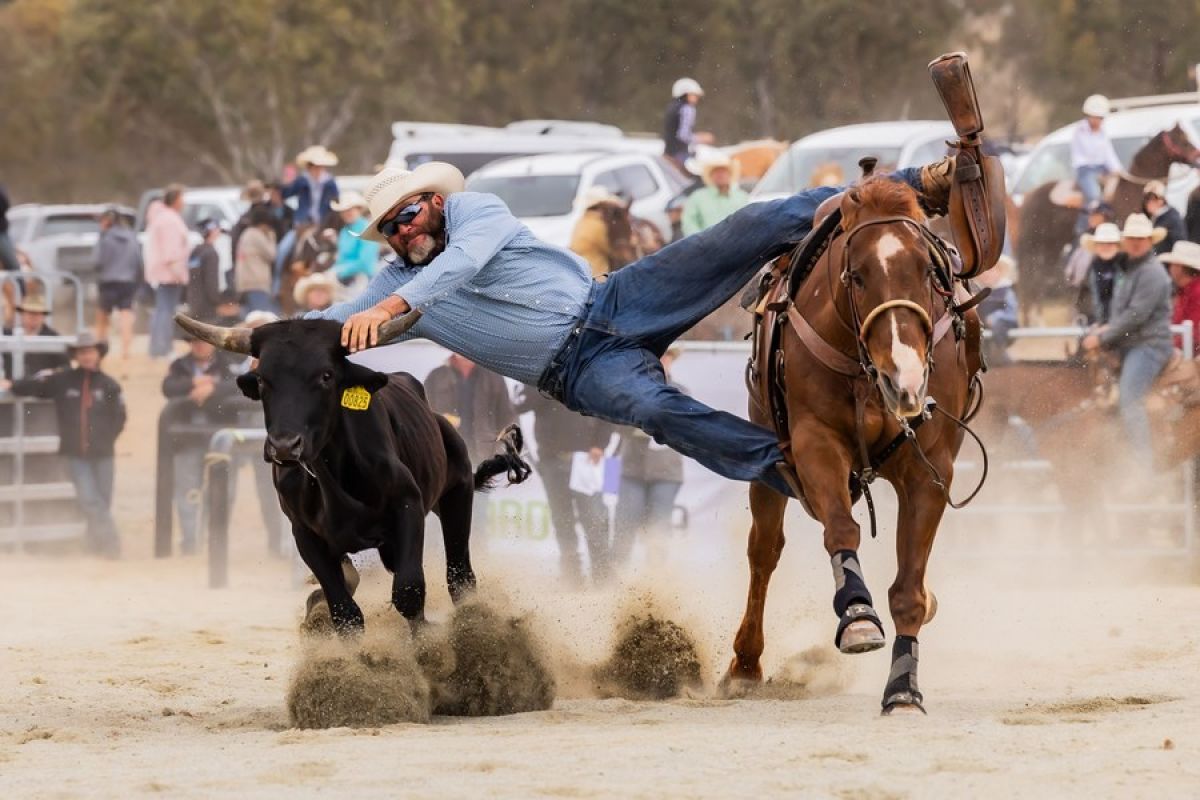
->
xmin=67 ymin=331 xmax=109 ymax=358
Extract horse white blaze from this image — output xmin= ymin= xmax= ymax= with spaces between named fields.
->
xmin=875 ymin=233 xmax=906 ymax=276
xmin=889 ymin=314 xmax=925 ymax=397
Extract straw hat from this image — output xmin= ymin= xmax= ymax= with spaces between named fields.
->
xmin=67 ymin=330 xmax=108 ymax=358
xmin=241 ymin=179 xmax=266 ymax=202
xmin=293 ymin=272 xmax=339 ymax=307
xmin=330 ymin=191 xmax=368 ymax=213
xmin=15 ymin=295 xmax=50 ymax=314
xmin=1159 ymin=240 xmax=1200 ymax=272
xmin=243 ymin=310 xmax=280 ymax=328
xmin=1120 ymin=213 xmax=1167 ymax=243
xmin=698 ymin=152 xmax=741 ymax=187
xmin=1081 ymin=222 xmax=1122 ymax=253
xmin=296 ymin=145 xmax=339 ymax=168
xmin=358 ymin=162 xmax=466 ymax=242
xmin=1082 ymin=94 xmax=1110 ymax=118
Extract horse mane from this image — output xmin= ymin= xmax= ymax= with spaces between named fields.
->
xmin=855 ymin=176 xmax=924 ymax=220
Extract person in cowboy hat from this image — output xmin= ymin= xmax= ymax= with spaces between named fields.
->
xmin=1071 ymin=94 xmax=1122 ymax=233
xmin=569 ymin=186 xmax=630 ymax=278
xmin=319 ymin=156 xmax=960 ymax=496
xmin=2 ymin=294 xmax=69 ymax=378
xmin=1141 ymin=180 xmax=1186 ymax=255
xmin=1082 ymin=213 xmax=1173 ymax=471
xmin=292 ymin=271 xmax=338 ymax=313
xmin=1162 ymin=240 xmax=1200 ymax=356
xmin=1 ymin=331 xmax=126 ymax=558
xmin=275 ymin=145 xmax=341 ymax=288
xmin=662 ymin=78 xmax=714 ymax=171
xmin=328 ymin=191 xmax=381 ymax=284
xmin=307 ymin=152 xmax=959 ymax=499
xmin=1076 ymin=221 xmax=1123 ymax=324
xmin=682 ymin=151 xmax=748 ymax=236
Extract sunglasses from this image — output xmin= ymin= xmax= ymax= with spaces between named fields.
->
xmin=377 ymin=200 xmax=425 ymax=238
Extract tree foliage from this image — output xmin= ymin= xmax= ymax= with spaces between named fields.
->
xmin=1 ymin=0 xmax=1196 ymax=202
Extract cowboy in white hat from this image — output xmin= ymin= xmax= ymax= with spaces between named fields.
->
xmin=327 ymin=191 xmax=381 ymax=284
xmin=1077 ymin=221 xmax=1123 ymax=323
xmin=292 ymin=271 xmax=339 ymax=312
xmin=1141 ymin=179 xmax=1187 ymax=255
xmin=682 ymin=151 xmax=748 ymax=236
xmin=1070 ymin=94 xmax=1122 ymax=232
xmin=663 ymin=77 xmax=714 ymax=170
xmin=1082 ymin=212 xmax=1174 ymax=471
xmin=312 ymin=152 xmax=958 ymax=500
xmin=1162 ymin=240 xmax=1200 ymax=356
xmin=276 ymin=144 xmax=342 ymax=292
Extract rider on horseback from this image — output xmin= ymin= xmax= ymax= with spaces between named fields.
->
xmin=1071 ymin=94 xmax=1122 ymax=234
xmin=309 ymin=158 xmax=956 ymax=499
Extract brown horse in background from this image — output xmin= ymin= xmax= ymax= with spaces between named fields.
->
xmin=726 ymin=177 xmax=982 ymax=714
xmin=1015 ymin=125 xmax=1200 ymax=323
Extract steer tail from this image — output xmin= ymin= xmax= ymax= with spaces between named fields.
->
xmin=474 ymin=423 xmax=533 ymax=491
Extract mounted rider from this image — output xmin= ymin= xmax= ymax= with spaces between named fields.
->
xmin=1071 ymin=94 xmax=1122 ymax=233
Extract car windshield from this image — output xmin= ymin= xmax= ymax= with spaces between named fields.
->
xmin=37 ymin=214 xmax=101 ymax=237
xmin=1012 ymin=135 xmax=1149 ymax=195
xmin=467 ymin=174 xmax=581 ymax=216
xmin=754 ymin=146 xmax=902 ymax=195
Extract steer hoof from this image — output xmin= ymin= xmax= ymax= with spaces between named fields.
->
xmin=301 ymin=590 xmax=334 ymax=636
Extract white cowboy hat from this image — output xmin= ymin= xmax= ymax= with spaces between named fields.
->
xmin=292 ymin=272 xmax=339 ymax=307
xmin=243 ymin=310 xmax=279 ymax=328
xmin=358 ymin=162 xmax=466 ymax=242
xmin=1120 ymin=212 xmax=1167 ymax=243
xmin=1081 ymin=222 xmax=1122 ymax=252
xmin=296 ymin=145 xmax=339 ymax=168
xmin=1082 ymin=94 xmax=1110 ymax=118
xmin=1143 ymin=180 xmax=1167 ymax=198
xmin=580 ymin=185 xmax=623 ymax=209
xmin=1160 ymin=240 xmax=1200 ymax=272
xmin=698 ymin=152 xmax=741 ymax=186
xmin=672 ymin=77 xmax=704 ymax=98
xmin=329 ymin=190 xmax=368 ymax=212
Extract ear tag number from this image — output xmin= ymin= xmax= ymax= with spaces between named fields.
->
xmin=341 ymin=386 xmax=371 ymax=411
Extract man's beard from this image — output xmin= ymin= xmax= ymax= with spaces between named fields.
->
xmin=406 ymin=232 xmax=444 ymax=265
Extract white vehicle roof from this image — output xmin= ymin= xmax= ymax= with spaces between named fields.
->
xmin=468 ymin=150 xmax=643 ymax=177
xmin=788 ymin=120 xmax=954 ymax=148
xmin=9 ymin=203 xmax=135 ymax=217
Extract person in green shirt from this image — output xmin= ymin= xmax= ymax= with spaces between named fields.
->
xmin=681 ymin=152 xmax=749 ymax=236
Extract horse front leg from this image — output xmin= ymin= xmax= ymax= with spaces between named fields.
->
xmin=792 ymin=430 xmax=887 ymax=655
xmin=883 ymin=461 xmax=951 ymax=716
xmin=721 ymin=481 xmax=788 ymax=690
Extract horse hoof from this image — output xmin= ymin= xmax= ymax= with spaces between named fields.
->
xmin=838 ymin=620 xmax=886 ymax=654
xmin=881 ymin=702 xmax=926 ymax=716
xmin=718 ymin=659 xmax=762 ymax=697
xmin=924 ymin=590 xmax=938 ymax=625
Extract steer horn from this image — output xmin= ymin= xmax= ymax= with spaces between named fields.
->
xmin=374 ymin=310 xmax=424 ymax=347
xmin=173 ymin=313 xmax=253 ymax=354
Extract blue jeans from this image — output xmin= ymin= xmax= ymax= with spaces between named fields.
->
xmin=274 ymin=229 xmax=297 ymax=296
xmin=1119 ymin=344 xmax=1171 ymax=471
xmin=241 ymin=289 xmax=276 ymax=314
xmin=67 ymin=456 xmax=120 ymax=557
xmin=150 ymin=283 xmax=185 ymax=357
xmin=540 ymin=170 xmax=922 ymax=495
xmin=613 ymin=478 xmax=681 ymax=566
xmin=1075 ymin=165 xmax=1108 ymax=234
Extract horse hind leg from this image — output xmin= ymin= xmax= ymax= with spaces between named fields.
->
xmin=721 ymin=482 xmax=787 ymax=691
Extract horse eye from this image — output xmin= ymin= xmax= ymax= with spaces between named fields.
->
xmin=851 ymin=272 xmax=866 ymax=287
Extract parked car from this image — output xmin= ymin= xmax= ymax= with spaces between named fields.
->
xmin=1009 ymin=101 xmax=1200 ymax=212
xmin=387 ymin=119 xmax=662 ymax=178
xmin=5 ymin=203 xmax=138 ymax=331
xmin=465 ymin=151 xmax=691 ymax=246
xmin=750 ymin=121 xmax=956 ymax=202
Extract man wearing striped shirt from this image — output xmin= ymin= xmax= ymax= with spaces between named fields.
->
xmin=315 ymin=160 xmax=953 ymax=498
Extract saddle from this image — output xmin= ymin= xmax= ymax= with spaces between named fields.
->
xmin=928 ymin=53 xmax=1007 ymax=279
xmin=1151 ymin=350 xmax=1200 ymax=409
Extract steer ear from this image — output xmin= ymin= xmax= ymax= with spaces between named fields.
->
xmin=236 ymin=371 xmax=261 ymax=400
xmin=341 ymin=362 xmax=389 ymax=394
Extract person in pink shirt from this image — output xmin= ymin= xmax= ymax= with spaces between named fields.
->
xmin=144 ymin=184 xmax=190 ymax=357
xmin=1163 ymin=240 xmax=1200 ymax=356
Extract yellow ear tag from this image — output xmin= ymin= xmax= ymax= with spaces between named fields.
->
xmin=340 ymin=386 xmax=371 ymax=411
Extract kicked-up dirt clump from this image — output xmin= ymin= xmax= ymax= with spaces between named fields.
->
xmin=596 ymin=613 xmax=703 ymax=700
xmin=427 ymin=602 xmax=556 ymax=716
xmin=286 ymin=629 xmax=432 ymax=729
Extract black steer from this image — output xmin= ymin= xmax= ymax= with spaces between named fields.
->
xmin=174 ymin=313 xmax=530 ymax=634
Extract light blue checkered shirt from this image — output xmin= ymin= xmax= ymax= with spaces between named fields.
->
xmin=311 ymin=192 xmax=593 ymax=385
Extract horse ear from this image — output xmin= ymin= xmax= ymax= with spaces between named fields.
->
xmin=840 ymin=188 xmax=863 ymax=228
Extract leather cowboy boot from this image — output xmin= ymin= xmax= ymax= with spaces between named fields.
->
xmin=918 ymin=155 xmax=954 ymax=217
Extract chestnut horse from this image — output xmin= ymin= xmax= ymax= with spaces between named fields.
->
xmin=1015 ymin=125 xmax=1200 ymax=323
xmin=727 ymin=177 xmax=983 ymax=714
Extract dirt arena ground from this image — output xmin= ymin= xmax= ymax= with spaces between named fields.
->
xmin=3 ymin=342 xmax=1200 ymax=798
